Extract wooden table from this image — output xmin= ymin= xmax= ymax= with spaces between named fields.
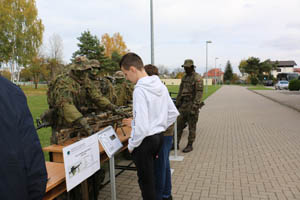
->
xmin=42 ymin=127 xmax=131 ymax=200
xmin=43 ymin=126 xmax=131 ymax=163
xmin=43 ymin=162 xmax=66 ymax=200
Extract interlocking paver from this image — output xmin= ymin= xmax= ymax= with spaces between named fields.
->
xmin=99 ymin=86 xmax=300 ymax=199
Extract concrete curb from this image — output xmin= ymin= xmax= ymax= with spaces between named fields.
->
xmin=248 ymin=89 xmax=300 ymax=113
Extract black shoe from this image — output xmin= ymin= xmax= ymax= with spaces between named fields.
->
xmin=163 ymin=195 xmax=173 ymax=200
xmin=182 ymin=144 xmax=193 ymax=153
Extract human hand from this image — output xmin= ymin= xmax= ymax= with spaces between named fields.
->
xmin=78 ymin=117 xmax=93 ymax=136
xmin=112 ymin=106 xmax=131 ymax=118
xmin=122 ymin=118 xmax=132 ymax=127
xmin=190 ymin=104 xmax=199 ymax=115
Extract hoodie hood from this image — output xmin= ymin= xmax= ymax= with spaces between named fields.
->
xmin=135 ymin=75 xmax=163 ymax=96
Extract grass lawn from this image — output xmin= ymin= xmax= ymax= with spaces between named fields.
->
xmin=247 ymin=85 xmax=274 ymax=90
xmin=23 ymin=84 xmax=221 ymax=161
xmin=167 ymin=85 xmax=221 ymax=101
xmin=22 ymin=85 xmax=51 ymax=161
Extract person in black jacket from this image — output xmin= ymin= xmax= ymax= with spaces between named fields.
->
xmin=0 ymin=76 xmax=47 ymax=200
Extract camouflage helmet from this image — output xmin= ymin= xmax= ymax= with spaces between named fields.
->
xmin=114 ymin=71 xmax=125 ymax=79
xmin=71 ymin=56 xmax=91 ymax=71
xmin=89 ymin=59 xmax=101 ymax=68
xmin=182 ymin=59 xmax=195 ymax=68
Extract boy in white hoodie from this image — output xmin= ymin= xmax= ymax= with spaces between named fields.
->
xmin=120 ymin=53 xmax=179 ymax=200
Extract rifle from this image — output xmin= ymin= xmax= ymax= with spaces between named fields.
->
xmin=55 ymin=107 xmax=132 ymax=145
xmin=36 ymin=108 xmax=55 ymax=130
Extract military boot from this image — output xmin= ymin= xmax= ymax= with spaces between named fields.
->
xmin=182 ymin=142 xmax=193 ymax=153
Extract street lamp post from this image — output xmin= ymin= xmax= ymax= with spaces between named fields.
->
xmin=215 ymin=57 xmax=218 ymax=86
xmin=219 ymin=64 xmax=222 ymax=85
xmin=150 ymin=0 xmax=154 ymax=64
xmin=205 ymin=41 xmax=212 ymax=94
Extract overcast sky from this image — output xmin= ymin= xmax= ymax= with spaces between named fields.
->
xmin=36 ymin=0 xmax=300 ymax=75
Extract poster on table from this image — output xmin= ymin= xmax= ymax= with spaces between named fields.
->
xmin=97 ymin=126 xmax=123 ymax=158
xmin=63 ymin=134 xmax=100 ymax=191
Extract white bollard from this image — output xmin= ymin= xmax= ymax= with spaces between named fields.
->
xmin=109 ymin=156 xmax=117 ymax=200
xmin=169 ymin=120 xmax=184 ymax=161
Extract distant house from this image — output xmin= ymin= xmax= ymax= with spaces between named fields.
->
xmin=293 ymin=68 xmax=300 ymax=75
xmin=271 ymin=60 xmax=297 ymax=78
xmin=203 ymin=68 xmax=224 ymax=84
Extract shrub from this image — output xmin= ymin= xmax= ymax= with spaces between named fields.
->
xmin=250 ymin=77 xmax=258 ymax=85
xmin=288 ymin=79 xmax=300 ymax=91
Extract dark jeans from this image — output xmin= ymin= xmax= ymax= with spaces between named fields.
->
xmin=131 ymin=133 xmax=164 ymax=200
xmin=154 ymin=136 xmax=173 ymax=200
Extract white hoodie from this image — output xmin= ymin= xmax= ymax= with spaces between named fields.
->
xmin=128 ymin=75 xmax=179 ymax=152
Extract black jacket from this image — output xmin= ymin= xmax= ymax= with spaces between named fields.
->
xmin=0 ymin=77 xmax=47 ymax=200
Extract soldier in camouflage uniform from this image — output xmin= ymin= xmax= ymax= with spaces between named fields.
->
xmin=113 ymin=70 xmax=133 ymax=106
xmin=88 ymin=59 xmax=117 ymax=104
xmin=46 ymin=56 xmax=127 ymax=200
xmin=46 ymin=56 xmax=126 ymax=144
xmin=175 ymin=59 xmax=203 ymax=153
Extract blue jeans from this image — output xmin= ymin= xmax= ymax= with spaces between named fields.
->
xmin=154 ymin=136 xmax=173 ymax=200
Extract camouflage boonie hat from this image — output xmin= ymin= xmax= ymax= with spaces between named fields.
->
xmin=75 ymin=56 xmax=88 ymax=63
xmin=89 ymin=59 xmax=100 ymax=68
xmin=114 ymin=71 xmax=125 ymax=79
xmin=182 ymin=59 xmax=195 ymax=68
xmin=71 ymin=56 xmax=91 ymax=71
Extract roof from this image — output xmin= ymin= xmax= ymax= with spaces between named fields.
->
xmin=272 ymin=60 xmax=297 ymax=67
xmin=203 ymin=68 xmax=224 ymax=77
xmin=294 ymin=68 xmax=300 ymax=73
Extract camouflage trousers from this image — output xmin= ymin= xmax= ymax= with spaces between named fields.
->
xmin=176 ymin=109 xmax=199 ymax=145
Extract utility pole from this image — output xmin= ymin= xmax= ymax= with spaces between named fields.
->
xmin=215 ymin=57 xmax=218 ymax=86
xmin=150 ymin=0 xmax=154 ymax=64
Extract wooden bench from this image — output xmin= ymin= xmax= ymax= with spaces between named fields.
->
xmin=43 ymin=162 xmax=66 ymax=200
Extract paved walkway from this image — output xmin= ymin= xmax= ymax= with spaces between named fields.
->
xmin=251 ymin=89 xmax=300 ymax=112
xmin=99 ymin=85 xmax=300 ymax=200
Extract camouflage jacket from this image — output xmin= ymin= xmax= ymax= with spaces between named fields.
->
xmin=92 ymin=76 xmax=117 ymax=104
xmin=114 ymin=81 xmax=133 ymax=106
xmin=176 ymin=71 xmax=203 ymax=109
xmin=47 ymin=71 xmax=113 ymax=127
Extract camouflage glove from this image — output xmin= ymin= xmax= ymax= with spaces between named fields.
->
xmin=113 ymin=107 xmax=131 ymax=118
xmin=78 ymin=117 xmax=93 ymax=136
xmin=109 ymin=104 xmax=130 ymax=118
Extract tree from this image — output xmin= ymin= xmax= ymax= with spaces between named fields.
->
xmin=175 ymin=72 xmax=184 ymax=79
xmin=238 ymin=57 xmax=277 ymax=84
xmin=20 ymin=55 xmax=49 ymax=88
xmin=259 ymin=59 xmax=277 ymax=80
xmin=0 ymin=0 xmax=44 ymax=82
xmin=223 ymin=61 xmax=233 ymax=82
xmin=0 ymin=69 xmax=11 ymax=80
xmin=158 ymin=65 xmax=170 ymax=76
xmin=101 ymin=32 xmax=129 ymax=57
xmin=231 ymin=73 xmax=240 ymax=84
xmin=238 ymin=60 xmax=247 ymax=76
xmin=47 ymin=33 xmax=64 ymax=80
xmin=72 ymin=30 xmax=114 ymax=72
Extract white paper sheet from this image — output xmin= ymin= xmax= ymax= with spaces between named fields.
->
xmin=97 ymin=126 xmax=123 ymax=158
xmin=63 ymin=134 xmax=100 ymax=191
